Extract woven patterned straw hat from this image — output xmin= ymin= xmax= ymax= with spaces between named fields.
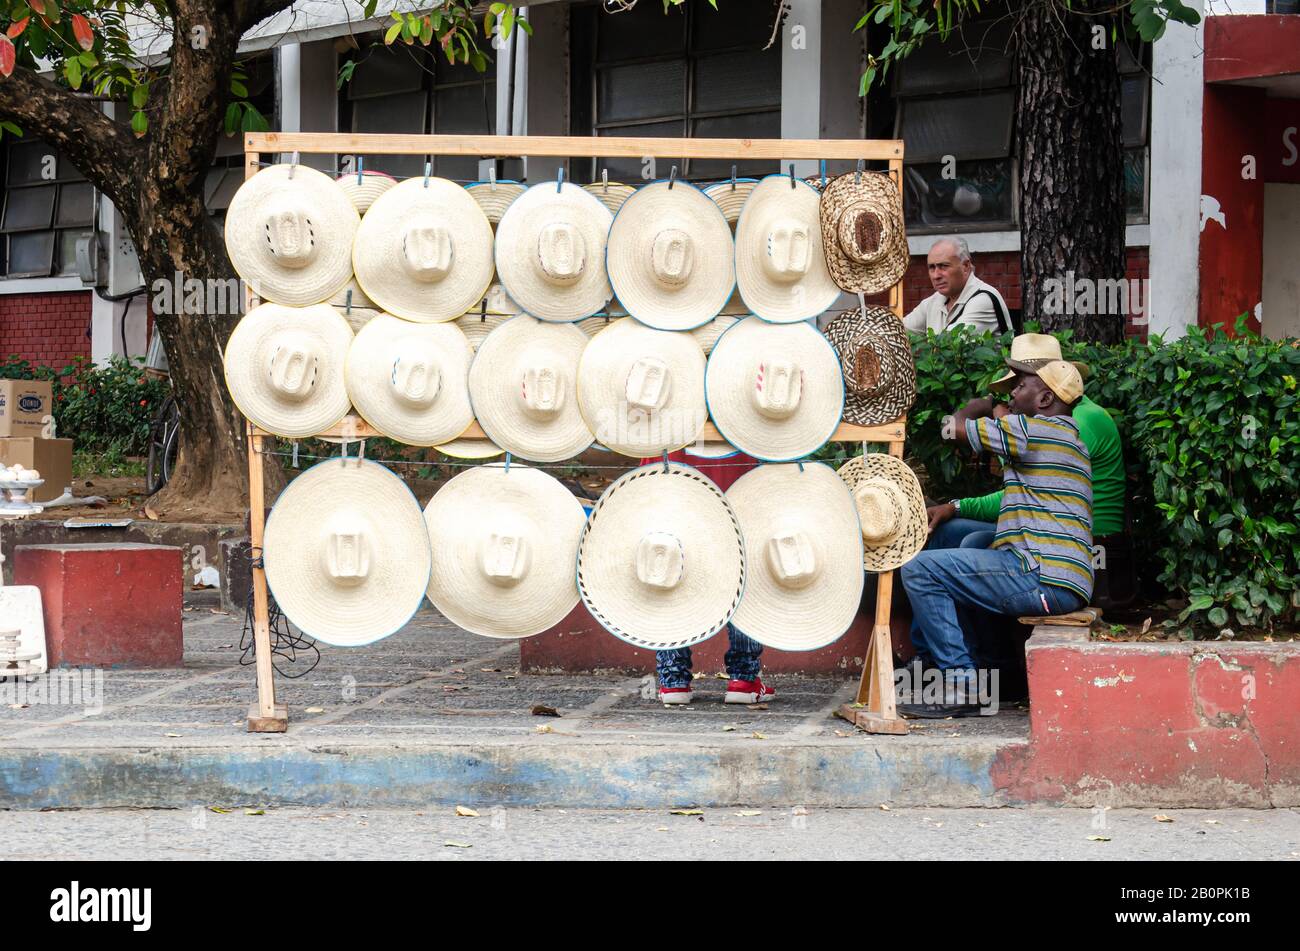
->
xmin=835 ymin=453 xmax=927 ymax=572
xmin=818 ymin=171 xmax=909 ymax=295
xmin=263 ymin=458 xmax=431 ymax=647
xmin=576 ymin=462 xmax=745 ymax=650
xmin=727 ymin=462 xmax=864 ymax=651
xmin=823 ymin=305 xmax=916 ymax=426
xmin=423 ymin=463 xmax=585 ymax=639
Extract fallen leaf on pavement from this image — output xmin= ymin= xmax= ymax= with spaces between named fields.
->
xmin=164 ymin=732 xmax=182 ymax=737
xmin=444 ymin=841 xmax=472 ymax=849
xmin=734 ymin=810 xmax=762 ymax=817
xmin=670 ymin=809 xmax=703 ymax=816
xmin=833 ymin=730 xmax=851 ymax=737
xmin=1155 ymin=814 xmax=1174 ymax=823
xmin=656 ymin=826 xmax=669 ymax=832
xmin=1205 ymin=819 xmax=1221 ymax=825
xmin=144 ymin=505 xmax=159 ymax=521
xmin=455 ymin=806 xmax=479 ymax=818
xmin=722 ymin=725 xmax=736 ymax=732
xmin=534 ymin=724 xmax=553 ymax=734
xmin=1087 ymin=835 xmax=1111 ymax=842
xmin=244 ymin=809 xmax=265 ymax=816
xmin=750 ymin=731 xmax=768 ymax=740
xmin=879 ymin=804 xmax=890 ymax=811
xmin=480 ymin=668 xmax=502 ymax=673
xmin=531 ymin=704 xmax=560 ymax=717
xmin=747 ymin=703 xmax=768 ymax=711
xmin=1140 ymin=617 xmax=1153 ymax=634
xmin=209 ymin=807 xmax=231 ymax=814
xmin=8 ymin=703 xmax=27 ymax=710
xmin=304 ymin=707 xmax=324 ymax=713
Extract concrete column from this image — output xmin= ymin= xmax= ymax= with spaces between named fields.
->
xmin=782 ymin=0 xmax=822 ymax=177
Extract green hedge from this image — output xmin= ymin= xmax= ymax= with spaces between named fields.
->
xmin=0 ymin=354 xmax=171 ymax=456
xmin=908 ymin=320 xmax=1300 ymax=635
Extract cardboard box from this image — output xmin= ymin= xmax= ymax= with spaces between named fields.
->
xmin=0 ymin=437 xmax=73 ymax=503
xmin=0 ymin=380 xmax=53 ymax=437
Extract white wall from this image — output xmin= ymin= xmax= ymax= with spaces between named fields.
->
xmin=1262 ymin=183 xmax=1300 ymax=339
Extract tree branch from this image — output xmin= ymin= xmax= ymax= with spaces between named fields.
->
xmin=0 ymin=67 xmax=141 ymax=207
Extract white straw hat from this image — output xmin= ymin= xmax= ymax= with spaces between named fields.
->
xmin=577 ymin=317 xmax=707 ymax=457
xmin=468 ymin=315 xmax=594 ymax=463
xmin=576 ymin=314 xmax=619 ymax=338
xmin=436 ymin=437 xmax=504 ymax=460
xmin=606 ymin=179 xmax=736 ymax=331
xmin=224 ymin=302 xmax=353 ymax=438
xmin=353 ymin=176 xmax=495 ymax=323
xmin=734 ymin=175 xmax=840 ymax=323
xmin=576 ymin=462 xmax=745 ymax=650
xmin=583 ymin=180 xmax=637 ymax=214
xmin=836 ymin=453 xmax=927 ymax=572
xmin=727 ymin=462 xmax=864 ymax=651
xmin=336 ymin=170 xmax=397 ymax=214
xmin=466 ymin=180 xmax=526 ymax=224
xmin=705 ymin=316 xmax=843 ymax=461
xmin=703 ymin=178 xmax=759 ymax=225
xmin=424 ymin=463 xmax=586 ymax=639
xmin=494 ymin=181 xmax=614 ymax=322
xmin=345 ymin=313 xmax=474 ymax=446
xmin=263 ymin=457 xmax=430 ymax=647
xmin=691 ymin=315 xmax=740 ymax=355
xmin=225 ymin=164 xmax=359 ymax=306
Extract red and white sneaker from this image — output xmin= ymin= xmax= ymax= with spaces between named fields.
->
xmin=724 ymin=677 xmax=775 ymax=704
xmin=658 ymin=686 xmax=693 ymax=706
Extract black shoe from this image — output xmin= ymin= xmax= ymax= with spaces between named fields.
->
xmin=898 ymin=700 xmax=982 ymax=719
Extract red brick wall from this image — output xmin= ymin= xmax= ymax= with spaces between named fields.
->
xmin=0 ymin=291 xmax=92 ymax=368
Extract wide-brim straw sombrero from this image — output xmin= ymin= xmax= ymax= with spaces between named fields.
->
xmin=469 ymin=315 xmax=594 ymax=463
xmin=727 ymin=462 xmax=864 ymax=651
xmin=823 ymin=305 xmax=916 ymax=426
xmin=435 ymin=436 xmax=504 ymax=460
xmin=336 ymin=170 xmax=397 ymax=214
xmin=466 ymin=180 xmax=526 ymax=224
xmin=703 ymin=178 xmax=758 ymax=225
xmin=353 ymin=176 xmax=495 ymax=323
xmin=989 ymin=333 xmax=1091 ymax=393
xmin=424 ymin=463 xmax=585 ymax=638
xmin=224 ymin=302 xmax=353 ymax=439
xmin=606 ymin=179 xmax=736 ymax=332
xmin=705 ymin=316 xmax=843 ymax=461
xmin=836 ymin=453 xmax=927 ymax=572
xmin=345 ymin=314 xmax=474 ymax=446
xmin=577 ymin=317 xmax=707 ymax=457
xmin=494 ymin=181 xmax=614 ymax=322
xmin=691 ymin=315 xmax=740 ymax=355
xmin=226 ymin=164 xmax=359 ymax=306
xmin=576 ymin=462 xmax=745 ymax=650
xmin=819 ymin=171 xmax=909 ymax=295
xmin=583 ymin=180 xmax=637 ymax=214
xmin=734 ymin=175 xmax=840 ymax=323
xmin=263 ymin=457 xmax=430 ymax=647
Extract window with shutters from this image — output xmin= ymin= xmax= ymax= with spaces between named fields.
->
xmin=0 ymin=140 xmax=94 ymax=278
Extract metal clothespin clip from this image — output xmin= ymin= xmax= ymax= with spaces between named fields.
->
xmin=601 ymin=167 xmax=609 ymax=191
xmin=557 ymin=167 xmax=565 ymax=192
xmin=731 ymin=165 xmax=737 ymax=190
xmin=358 ymin=439 xmax=366 ymax=462
xmin=668 ymin=165 xmax=678 ymax=190
xmin=291 ymin=441 xmax=299 ymax=468
xmin=480 ymin=298 xmax=487 ymax=323
xmin=819 ymin=159 xmax=827 ymax=188
xmin=288 ymin=151 xmax=300 ymax=179
xmin=661 ymin=450 xmax=670 ymax=472
xmin=340 ymin=440 xmax=350 ymax=463
xmin=423 ymin=161 xmax=432 ymax=187
xmin=789 ymin=163 xmax=797 ymax=188
xmin=855 ymin=158 xmax=864 ymax=184
xmin=797 ymin=459 xmax=805 ymax=472
xmin=356 ymin=155 xmax=364 ymax=185
xmin=345 ymin=289 xmax=353 ymax=315
xmin=489 ymin=165 xmax=497 ymax=189
xmin=857 ymin=291 xmax=867 ymax=313
xmin=504 ymin=452 xmax=512 ymax=474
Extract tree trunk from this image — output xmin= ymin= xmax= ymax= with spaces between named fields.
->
xmin=1016 ymin=0 xmax=1128 ymax=344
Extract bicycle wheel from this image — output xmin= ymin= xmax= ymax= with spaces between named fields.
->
xmin=146 ymin=397 xmax=179 ymax=494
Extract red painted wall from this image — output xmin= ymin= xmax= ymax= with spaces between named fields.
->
xmin=0 ymin=291 xmax=92 ymax=368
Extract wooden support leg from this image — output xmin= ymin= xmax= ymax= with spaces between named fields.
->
xmin=246 ymin=430 xmax=287 ymax=733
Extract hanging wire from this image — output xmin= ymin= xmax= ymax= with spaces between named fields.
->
xmin=254 ymin=443 xmax=758 ymax=472
xmin=240 ymin=547 xmax=320 ymax=679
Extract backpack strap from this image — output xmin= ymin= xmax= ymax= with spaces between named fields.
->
xmin=946 ymin=288 xmax=1014 ymax=334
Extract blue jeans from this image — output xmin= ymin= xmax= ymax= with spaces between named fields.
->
xmin=929 ymin=517 xmax=996 ymax=551
xmin=900 ymin=547 xmax=1085 ymax=673
xmin=656 ymin=625 xmax=763 ymax=688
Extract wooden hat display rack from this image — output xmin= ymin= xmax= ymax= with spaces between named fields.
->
xmin=241 ymin=131 xmax=909 ymax=736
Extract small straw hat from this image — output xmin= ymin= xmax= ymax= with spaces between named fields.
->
xmin=836 ymin=453 xmax=927 ymax=572
xmin=705 ymin=316 xmax=843 ymax=461
xmin=727 ymin=462 xmax=864 ymax=651
xmin=494 ymin=181 xmax=614 ymax=322
xmin=576 ymin=461 xmax=746 ymax=650
xmin=225 ymin=164 xmax=359 ymax=306
xmin=436 ymin=437 xmax=505 ymax=460
xmin=576 ymin=317 xmax=708 ymax=457
xmin=691 ymin=315 xmax=740 ymax=356
xmin=606 ymin=179 xmax=736 ymax=331
xmin=818 ymin=171 xmax=909 ymax=295
xmin=469 ymin=315 xmax=594 ymax=463
xmin=989 ymin=333 xmax=1091 ymax=393
xmin=823 ymin=305 xmax=916 ymax=426
xmin=466 ymin=180 xmax=526 ymax=224
xmin=703 ymin=178 xmax=758 ymax=225
xmin=734 ymin=175 xmax=840 ymax=323
xmin=424 ymin=463 xmax=586 ymax=639
xmin=224 ymin=302 xmax=353 ymax=439
xmin=345 ymin=314 xmax=474 ymax=446
xmin=583 ymin=180 xmax=638 ymax=214
xmin=336 ymin=169 xmax=397 ymax=214
xmin=263 ymin=457 xmax=431 ymax=647
xmin=353 ymin=176 xmax=495 ymax=323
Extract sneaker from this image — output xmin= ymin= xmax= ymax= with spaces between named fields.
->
xmin=658 ymin=686 xmax=693 ymax=706
xmin=724 ymin=677 xmax=775 ymax=704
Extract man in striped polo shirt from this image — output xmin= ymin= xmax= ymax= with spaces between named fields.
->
xmin=899 ymin=360 xmax=1093 ymax=717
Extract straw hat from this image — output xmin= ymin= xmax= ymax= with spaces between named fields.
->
xmin=823 ymin=305 xmax=916 ymax=426
xmin=456 ymin=312 xmax=511 ymax=352
xmin=335 ymin=170 xmax=397 ymax=214
xmin=436 ymin=436 xmax=504 ymax=460
xmin=583 ymin=180 xmax=637 ymax=214
xmin=836 ymin=453 xmax=927 ymax=572
xmin=576 ymin=315 xmax=619 ymax=338
xmin=263 ymin=458 xmax=430 ymax=647
xmin=466 ymin=180 xmax=526 ymax=224
xmin=727 ymin=462 xmax=864 ymax=651
xmin=337 ymin=307 xmax=380 ymax=334
xmin=353 ymin=176 xmax=495 ymax=323
xmin=691 ymin=315 xmax=740 ymax=356
xmin=424 ymin=463 xmax=585 ymax=638
xmin=225 ymin=164 xmax=359 ymax=306
xmin=705 ymin=316 xmax=843 ymax=461
xmin=703 ymin=178 xmax=758 ymax=225
xmin=223 ymin=302 xmax=353 ymax=438
xmin=576 ymin=462 xmax=745 ymax=650
xmin=606 ymin=179 xmax=736 ymax=331
xmin=734 ymin=175 xmax=839 ymax=323
xmin=818 ymin=171 xmax=909 ymax=295
xmin=345 ymin=313 xmax=474 ymax=446
xmin=576 ymin=317 xmax=707 ymax=457
xmin=990 ymin=333 xmax=1091 ymax=393
xmin=469 ymin=315 xmax=594 ymax=462
xmin=494 ymin=181 xmax=614 ymax=322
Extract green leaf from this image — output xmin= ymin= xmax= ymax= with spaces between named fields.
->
xmin=65 ymin=57 xmax=82 ymax=90
xmin=130 ymin=110 xmax=147 ymax=135
xmin=131 ymin=83 xmax=149 ymax=108
xmin=384 ymin=21 xmax=402 ymax=44
xmin=230 ymin=79 xmax=248 ymax=98
xmin=1206 ymin=607 xmax=1229 ymax=628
